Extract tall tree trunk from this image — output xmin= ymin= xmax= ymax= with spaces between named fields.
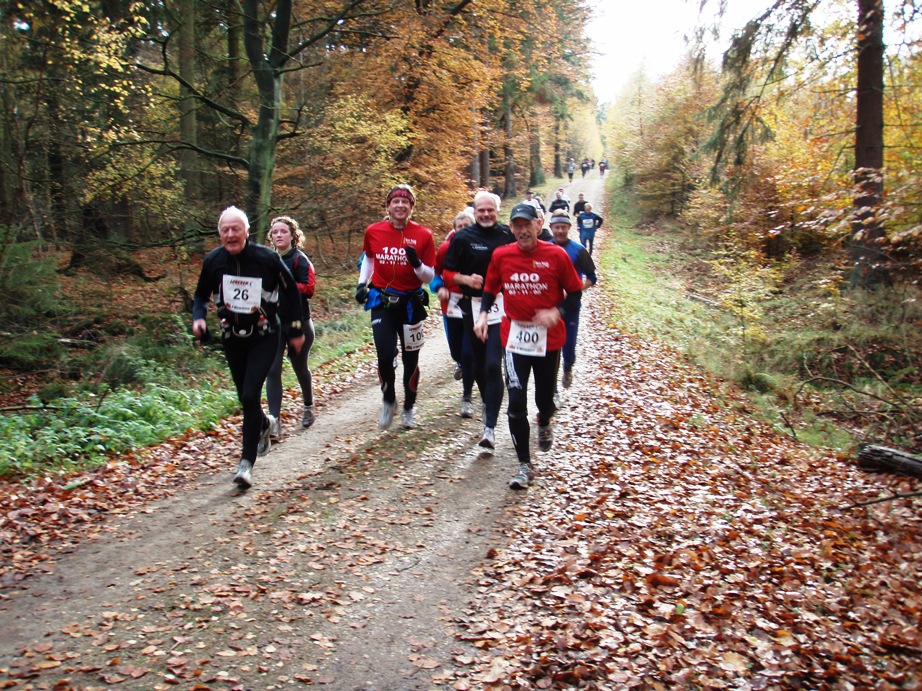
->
xmin=479 ymin=147 xmax=491 ymax=189
xmin=178 ymin=0 xmax=200 ymax=205
xmin=849 ymin=0 xmax=888 ymax=287
xmin=502 ymin=93 xmax=516 ymax=199
xmin=178 ymin=0 xmax=201 ymax=248
xmin=242 ymin=0 xmax=288 ymax=241
xmin=469 ymin=131 xmax=480 ymax=191
xmin=553 ymin=116 xmax=562 ymax=178
xmin=478 ymin=110 xmax=491 ymax=188
xmin=528 ymin=120 xmax=544 ymax=188
xmin=246 ymin=79 xmax=282 ymax=242
xmin=46 ymin=94 xmax=71 ymax=246
xmin=0 ymin=38 xmax=17 ymax=231
xmin=227 ymin=3 xmax=243 ymax=159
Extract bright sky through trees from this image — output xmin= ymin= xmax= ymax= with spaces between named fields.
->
xmin=587 ymin=0 xmax=912 ymax=103
xmin=586 ymin=0 xmax=788 ymax=102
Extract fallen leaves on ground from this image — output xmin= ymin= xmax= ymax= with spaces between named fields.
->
xmin=1 ymin=280 xmax=920 ymax=690
xmin=451 ymin=289 xmax=921 ymax=689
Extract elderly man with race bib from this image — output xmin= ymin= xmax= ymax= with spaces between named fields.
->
xmin=474 ymin=203 xmax=582 ymax=490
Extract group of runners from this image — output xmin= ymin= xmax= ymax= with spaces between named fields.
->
xmin=192 ymin=183 xmax=599 ymax=492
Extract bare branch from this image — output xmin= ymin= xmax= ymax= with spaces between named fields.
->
xmin=841 ymin=491 xmax=922 ymax=509
xmin=288 ymin=0 xmax=376 ymax=59
xmin=135 ymin=62 xmax=251 ymax=129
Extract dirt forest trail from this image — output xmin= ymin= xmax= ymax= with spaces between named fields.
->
xmin=2 ymin=172 xmax=920 ymax=690
xmin=0 ymin=176 xmax=605 ymax=689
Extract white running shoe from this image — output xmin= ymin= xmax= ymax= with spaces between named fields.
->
xmin=257 ymin=422 xmax=272 ymax=456
xmin=478 ymin=426 xmax=495 ymax=450
xmin=562 ymin=370 xmax=573 ymax=389
xmin=453 ymin=363 xmax=463 ymax=381
xmin=460 ymin=400 xmax=474 ymax=418
xmin=268 ymin=414 xmax=281 ymax=440
xmin=379 ymin=400 xmax=398 ymax=429
xmin=538 ymin=424 xmax=553 ymax=451
xmin=401 ymin=407 xmax=417 ymax=429
xmin=234 ymin=458 xmax=253 ymax=489
xmin=508 ymin=463 xmax=534 ymax=490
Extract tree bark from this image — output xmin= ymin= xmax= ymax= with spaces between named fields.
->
xmin=478 ymin=110 xmax=491 ymax=188
xmin=553 ymin=116 xmax=562 ymax=178
xmin=528 ymin=120 xmax=544 ymax=188
xmin=469 ymin=119 xmax=480 ymax=192
xmin=502 ymin=92 xmax=516 ymax=199
xmin=857 ymin=445 xmax=922 ymax=480
xmin=849 ymin=0 xmax=888 ymax=287
xmin=241 ymin=0 xmax=290 ymax=240
xmin=178 ymin=0 xmax=200 ymax=206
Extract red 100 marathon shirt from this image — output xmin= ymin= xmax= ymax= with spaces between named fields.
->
xmin=363 ymin=219 xmax=436 ymax=292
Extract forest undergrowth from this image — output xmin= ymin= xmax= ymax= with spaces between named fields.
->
xmin=598 ymin=184 xmax=921 ymax=455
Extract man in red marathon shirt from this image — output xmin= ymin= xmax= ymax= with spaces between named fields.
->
xmin=473 ymin=203 xmax=582 ymax=489
xmin=356 ymin=184 xmax=436 ymax=430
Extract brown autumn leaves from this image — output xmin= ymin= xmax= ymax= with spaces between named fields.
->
xmin=1 ymin=285 xmax=920 ymax=689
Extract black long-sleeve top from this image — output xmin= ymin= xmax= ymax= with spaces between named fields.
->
xmin=193 ymin=240 xmax=304 ymax=336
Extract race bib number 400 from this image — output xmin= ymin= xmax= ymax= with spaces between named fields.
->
xmin=223 ymin=275 xmax=262 ymax=314
xmin=471 ymin=294 xmax=504 ymax=325
xmin=506 ymin=320 xmax=548 ymax=356
xmin=403 ymin=320 xmax=425 ymax=351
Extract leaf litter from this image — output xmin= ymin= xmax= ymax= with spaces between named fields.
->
xmin=0 ymin=233 xmax=920 ymax=689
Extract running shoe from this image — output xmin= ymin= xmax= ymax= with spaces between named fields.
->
xmin=401 ymin=407 xmax=417 ymax=429
xmin=478 ymin=426 xmax=495 ymax=450
xmin=538 ymin=424 xmax=553 ymax=452
xmin=562 ymin=369 xmax=573 ymax=389
xmin=234 ymin=458 xmax=253 ymax=489
xmin=268 ymin=414 xmax=281 ymax=440
xmin=453 ymin=363 xmax=463 ymax=381
xmin=302 ymin=405 xmax=315 ymax=428
xmin=257 ymin=421 xmax=272 ymax=456
xmin=460 ymin=399 xmax=474 ymax=418
xmin=379 ymin=400 xmax=398 ymax=429
xmin=508 ymin=463 xmax=534 ymax=490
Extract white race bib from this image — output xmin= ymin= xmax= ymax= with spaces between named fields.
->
xmin=223 ymin=275 xmax=262 ymax=314
xmin=403 ymin=321 xmax=425 ymax=351
xmin=446 ymin=292 xmax=464 ymax=319
xmin=506 ymin=320 xmax=548 ymax=356
xmin=472 ymin=294 xmax=504 ymax=326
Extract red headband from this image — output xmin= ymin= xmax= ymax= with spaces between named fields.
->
xmin=386 ymin=188 xmax=415 ymax=206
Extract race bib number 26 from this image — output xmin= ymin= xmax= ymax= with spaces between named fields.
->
xmin=223 ymin=276 xmax=262 ymax=314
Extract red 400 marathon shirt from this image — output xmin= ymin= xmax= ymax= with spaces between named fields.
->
xmin=483 ymin=241 xmax=582 ymax=351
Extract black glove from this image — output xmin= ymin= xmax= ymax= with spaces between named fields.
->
xmin=355 ymin=282 xmax=368 ymax=304
xmin=404 ymin=245 xmax=421 ymax=268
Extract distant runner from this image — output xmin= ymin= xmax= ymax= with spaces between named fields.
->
xmin=549 ymin=211 xmax=597 ymax=390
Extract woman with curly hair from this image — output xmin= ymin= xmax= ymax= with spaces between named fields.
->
xmin=266 ymin=215 xmax=317 ymax=435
